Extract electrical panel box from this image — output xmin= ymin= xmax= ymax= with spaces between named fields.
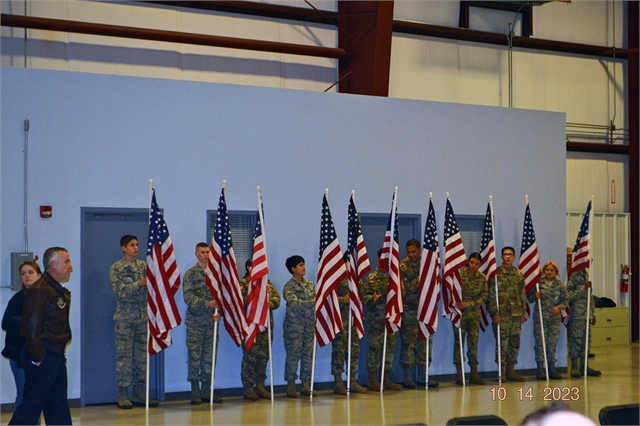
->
xmin=11 ymin=252 xmax=34 ymax=291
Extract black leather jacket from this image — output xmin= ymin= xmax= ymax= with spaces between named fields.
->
xmin=21 ymin=271 xmax=71 ymax=362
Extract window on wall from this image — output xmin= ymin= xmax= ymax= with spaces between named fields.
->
xmin=456 ymin=215 xmax=485 ymax=255
xmin=207 ymin=210 xmax=257 ymax=279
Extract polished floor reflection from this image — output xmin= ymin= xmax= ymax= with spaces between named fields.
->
xmin=2 ymin=344 xmax=637 ymax=425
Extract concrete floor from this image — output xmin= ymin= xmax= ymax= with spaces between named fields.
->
xmin=2 ymin=343 xmax=638 ymax=425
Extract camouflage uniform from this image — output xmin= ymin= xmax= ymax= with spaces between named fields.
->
xmin=399 ymin=257 xmax=432 ymax=371
xmin=567 ymin=269 xmax=595 ymax=359
xmin=453 ymin=268 xmax=487 ymax=366
xmin=331 ymin=279 xmax=360 ymax=377
xmin=488 ymin=265 xmax=526 ymax=365
xmin=282 ymin=277 xmax=315 ymax=382
xmin=110 ymin=258 xmax=148 ymax=388
xmin=182 ymin=264 xmax=217 ymax=383
xmin=526 ymin=277 xmax=568 ymax=364
xmin=240 ymin=276 xmax=280 ymax=388
xmin=362 ymin=268 xmax=398 ymax=377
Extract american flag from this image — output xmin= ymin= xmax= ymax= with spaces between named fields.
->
xmin=563 ymin=200 xmax=592 ymax=329
xmin=245 ymin=192 xmax=269 ymax=351
xmin=315 ymin=193 xmax=347 ymax=347
xmin=519 ymin=201 xmax=541 ymax=320
xmin=478 ymin=201 xmax=497 ymax=332
xmin=442 ymin=198 xmax=466 ymax=329
xmin=568 ymin=201 xmax=592 ymax=277
xmin=206 ymin=187 xmax=248 ymax=347
xmin=346 ymin=194 xmax=371 ymax=340
xmin=384 ymin=191 xmax=403 ymax=334
xmin=146 ymin=190 xmax=182 ymax=355
xmin=417 ymin=197 xmax=440 ymax=339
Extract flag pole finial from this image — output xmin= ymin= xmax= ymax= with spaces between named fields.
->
xmin=222 ymin=180 xmax=227 ymax=191
xmin=429 ymin=192 xmax=433 ymax=200
xmin=489 ymin=195 xmax=493 ymax=202
xmin=394 ymin=186 xmax=398 ymax=195
xmin=325 ymin=188 xmax=329 ymax=196
xmin=525 ymin=194 xmax=529 ymax=204
xmin=351 ymin=190 xmax=355 ymax=196
xmin=446 ymin=192 xmax=450 ymax=200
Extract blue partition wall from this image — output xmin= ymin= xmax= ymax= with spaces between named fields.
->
xmin=0 ymin=67 xmax=566 ymax=401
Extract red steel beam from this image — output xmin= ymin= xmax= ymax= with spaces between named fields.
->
xmin=338 ymin=1 xmax=394 ymax=97
xmin=566 ymin=142 xmax=629 ymax=155
xmin=0 ymin=13 xmax=346 ymax=59
xmin=393 ymin=20 xmax=627 ymax=59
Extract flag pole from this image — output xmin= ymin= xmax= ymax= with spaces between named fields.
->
xmin=458 ymin=322 xmax=465 ymax=387
xmin=424 ymin=191 xmax=433 ymax=390
xmin=258 ymin=186 xmax=275 ymax=402
xmin=311 ymin=336 xmax=317 ymax=399
xmin=536 ymin=281 xmax=549 ymax=380
xmin=311 ymin=188 xmax=330 ymax=399
xmin=346 ymin=189 xmax=355 ymax=396
xmin=380 ymin=327 xmax=387 ymax=393
xmin=490 ymin=196 xmax=502 ymax=383
xmin=584 ymin=196 xmax=594 ymax=377
xmin=146 ymin=179 xmax=153 ymax=412
xmin=210 ymin=180 xmax=226 ymax=406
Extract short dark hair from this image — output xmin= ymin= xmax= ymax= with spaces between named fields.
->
xmin=502 ymin=246 xmax=516 ymax=256
xmin=120 ymin=235 xmax=138 ymax=247
xmin=43 ymin=247 xmax=68 ymax=271
xmin=196 ymin=242 xmax=209 ymax=249
xmin=406 ymin=239 xmax=420 ymax=249
xmin=469 ymin=252 xmax=482 ymax=262
xmin=286 ymin=255 xmax=305 ymax=274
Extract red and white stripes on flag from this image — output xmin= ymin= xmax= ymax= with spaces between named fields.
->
xmin=478 ymin=201 xmax=497 ymax=332
xmin=384 ymin=190 xmax=403 ymax=334
xmin=206 ymin=187 xmax=248 ymax=347
xmin=519 ymin=200 xmax=541 ymax=321
xmin=568 ymin=201 xmax=592 ymax=277
xmin=442 ymin=197 xmax=466 ymax=329
xmin=315 ymin=193 xmax=347 ymax=347
xmin=417 ymin=197 xmax=440 ymax=339
xmin=245 ymin=193 xmax=269 ymax=351
xmin=146 ymin=190 xmax=182 ymax=355
xmin=562 ymin=200 xmax=592 ymax=329
xmin=346 ymin=194 xmax=371 ymax=339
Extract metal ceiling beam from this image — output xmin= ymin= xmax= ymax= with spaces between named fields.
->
xmin=138 ymin=1 xmax=340 ymax=25
xmin=0 ymin=13 xmax=347 ymax=59
xmin=337 ymin=1 xmax=394 ymax=97
xmin=140 ymin=0 xmax=624 ymax=60
xmin=566 ymin=143 xmax=629 ymax=155
xmin=393 ymin=20 xmax=627 ymax=59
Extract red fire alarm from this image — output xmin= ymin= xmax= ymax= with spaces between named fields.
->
xmin=40 ymin=205 xmax=52 ymax=218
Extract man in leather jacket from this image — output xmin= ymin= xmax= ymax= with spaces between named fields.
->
xmin=9 ymin=247 xmax=73 ymax=425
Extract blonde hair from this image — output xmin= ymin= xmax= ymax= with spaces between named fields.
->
xmin=542 ymin=261 xmax=560 ymax=277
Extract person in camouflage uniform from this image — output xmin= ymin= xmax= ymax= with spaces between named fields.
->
xmin=566 ymin=248 xmax=601 ymax=378
xmin=330 ymin=258 xmax=367 ymax=395
xmin=239 ymin=259 xmax=280 ymax=401
xmin=399 ymin=239 xmax=437 ymax=389
xmin=110 ymin=235 xmax=158 ymax=409
xmin=453 ymin=252 xmax=488 ymax=386
xmin=362 ymin=249 xmax=402 ymax=392
xmin=488 ymin=246 xmax=526 ymax=382
xmin=526 ymin=261 xmax=568 ymax=380
xmin=182 ymin=242 xmax=221 ymax=405
xmin=282 ymin=255 xmax=316 ymax=398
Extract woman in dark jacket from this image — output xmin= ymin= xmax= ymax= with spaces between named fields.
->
xmin=2 ymin=261 xmax=42 ymax=409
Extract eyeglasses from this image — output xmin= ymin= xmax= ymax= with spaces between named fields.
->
xmin=502 ymin=253 xmax=514 ymax=257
